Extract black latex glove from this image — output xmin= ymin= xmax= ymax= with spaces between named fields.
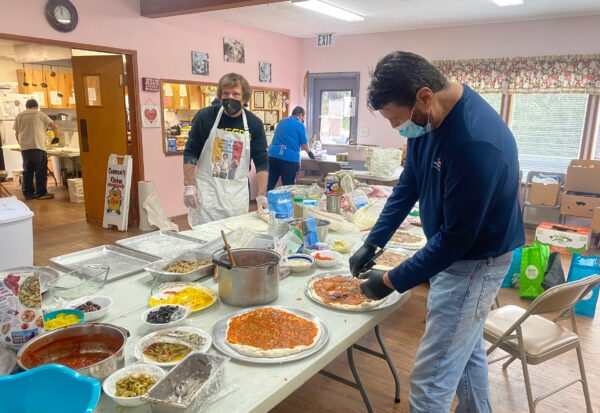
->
xmin=307 ymin=151 xmax=316 ymax=160
xmin=359 ymin=269 xmax=395 ymax=300
xmin=349 ymin=243 xmax=377 ymax=277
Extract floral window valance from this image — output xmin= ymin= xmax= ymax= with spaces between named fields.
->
xmin=433 ymin=55 xmax=600 ymax=94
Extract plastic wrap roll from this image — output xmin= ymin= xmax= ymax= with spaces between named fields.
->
xmin=138 ymin=181 xmax=157 ymax=231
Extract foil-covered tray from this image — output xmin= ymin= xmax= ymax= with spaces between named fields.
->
xmin=305 ymin=272 xmax=404 ymax=312
xmin=212 ymin=305 xmax=329 ymax=364
xmin=116 ymin=231 xmax=207 ymax=259
xmin=50 ymin=245 xmax=158 ymax=282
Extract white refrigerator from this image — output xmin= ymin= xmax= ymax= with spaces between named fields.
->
xmin=0 ymin=93 xmax=35 ymax=178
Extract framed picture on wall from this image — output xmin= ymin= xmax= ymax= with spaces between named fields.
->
xmin=259 ymin=61 xmax=272 ymax=83
xmin=191 ymin=51 xmax=209 ymax=75
xmin=253 ymin=91 xmax=264 ymax=109
xmin=223 ymin=38 xmax=245 ymax=63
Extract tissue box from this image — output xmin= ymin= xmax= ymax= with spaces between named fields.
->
xmin=534 ymin=222 xmax=591 ymax=255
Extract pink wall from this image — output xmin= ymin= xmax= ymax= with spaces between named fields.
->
xmin=300 ymin=16 xmax=600 ymax=148
xmin=0 ymin=0 xmax=302 ymax=217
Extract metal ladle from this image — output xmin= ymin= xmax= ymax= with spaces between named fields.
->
xmin=21 ymin=64 xmax=29 ymax=87
xmin=50 ymin=66 xmax=56 ymax=77
xmin=40 ymin=65 xmax=48 ymax=88
xmin=30 ymin=66 xmax=38 ymax=87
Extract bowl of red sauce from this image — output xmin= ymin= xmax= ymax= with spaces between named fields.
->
xmin=16 ymin=323 xmax=128 ymax=381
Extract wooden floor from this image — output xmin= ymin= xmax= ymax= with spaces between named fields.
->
xmin=6 ymin=183 xmax=600 ymax=413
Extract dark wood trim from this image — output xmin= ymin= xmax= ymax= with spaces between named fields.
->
xmin=580 ymin=95 xmax=599 ymax=160
xmin=503 ymin=94 xmax=514 ymax=126
xmin=140 ymin=0 xmax=287 ymax=18
xmin=126 ymin=53 xmax=143 ymax=226
xmin=0 ymin=32 xmax=137 ymax=55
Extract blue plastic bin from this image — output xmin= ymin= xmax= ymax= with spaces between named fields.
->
xmin=0 ymin=364 xmax=100 ymax=413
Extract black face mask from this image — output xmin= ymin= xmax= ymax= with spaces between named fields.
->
xmin=222 ymin=98 xmax=242 ymax=116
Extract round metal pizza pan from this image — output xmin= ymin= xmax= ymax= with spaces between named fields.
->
xmin=211 ymin=305 xmax=329 ymax=364
xmin=304 ymin=272 xmax=403 ymax=313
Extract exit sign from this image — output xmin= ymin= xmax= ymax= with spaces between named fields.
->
xmin=317 ymin=33 xmax=334 ymax=47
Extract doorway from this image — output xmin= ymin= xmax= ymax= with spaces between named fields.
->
xmin=0 ymin=33 xmax=143 ymax=225
xmin=307 ymin=72 xmax=360 ymax=146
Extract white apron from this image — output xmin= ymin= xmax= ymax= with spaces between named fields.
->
xmin=189 ymin=107 xmax=251 ymax=225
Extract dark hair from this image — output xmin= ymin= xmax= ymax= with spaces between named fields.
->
xmin=25 ymin=99 xmax=38 ymax=109
xmin=217 ymin=73 xmax=251 ymax=103
xmin=367 ymin=51 xmax=447 ymax=110
xmin=291 ymin=106 xmax=305 ymax=117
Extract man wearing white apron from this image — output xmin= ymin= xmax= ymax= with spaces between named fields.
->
xmin=182 ymin=73 xmax=269 ymax=225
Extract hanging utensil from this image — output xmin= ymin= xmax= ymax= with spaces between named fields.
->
xmin=221 ymin=230 xmax=236 ymax=267
xmin=21 ymin=64 xmax=29 ymax=88
xmin=40 ymin=65 xmax=48 ymax=88
xmin=50 ymin=66 xmax=56 ymax=77
xmin=57 ymin=72 xmax=64 ymax=98
xmin=31 ymin=66 xmax=38 ymax=87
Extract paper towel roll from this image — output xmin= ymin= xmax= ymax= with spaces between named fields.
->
xmin=138 ymin=181 xmax=157 ymax=232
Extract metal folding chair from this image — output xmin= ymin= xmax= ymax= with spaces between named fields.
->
xmin=484 ymin=275 xmax=600 ymax=412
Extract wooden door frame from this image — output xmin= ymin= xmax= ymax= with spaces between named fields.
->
xmin=0 ymin=32 xmax=144 ymax=226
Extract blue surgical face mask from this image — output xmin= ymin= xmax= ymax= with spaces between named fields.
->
xmin=395 ymin=106 xmax=431 ymax=139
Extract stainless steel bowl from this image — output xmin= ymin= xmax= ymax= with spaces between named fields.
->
xmin=288 ymin=218 xmax=330 ymax=241
xmin=16 ymin=323 xmax=128 ymax=381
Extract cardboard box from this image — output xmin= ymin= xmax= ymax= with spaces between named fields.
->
xmin=534 ymin=222 xmax=591 ymax=255
xmin=565 ymin=160 xmax=600 ymax=194
xmin=528 ymin=182 xmax=559 ymax=206
xmin=592 ymin=207 xmax=600 ymax=232
xmin=560 ymin=192 xmax=600 ymax=218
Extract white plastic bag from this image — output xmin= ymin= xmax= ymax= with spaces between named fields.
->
xmin=143 ymin=190 xmax=179 ymax=231
xmin=366 ymin=147 xmax=402 ymax=177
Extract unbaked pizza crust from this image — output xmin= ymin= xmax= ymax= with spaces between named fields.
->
xmin=307 ymin=277 xmax=385 ymax=311
xmin=225 ymin=309 xmax=322 ymax=358
xmin=374 ymin=251 xmax=410 ymax=269
xmin=224 ymin=216 xmax=268 ymax=233
xmin=389 ymin=231 xmax=426 ymax=249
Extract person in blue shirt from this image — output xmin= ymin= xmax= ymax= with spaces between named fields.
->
xmin=349 ymin=51 xmax=524 ymax=412
xmin=267 ymin=106 xmax=315 ymax=191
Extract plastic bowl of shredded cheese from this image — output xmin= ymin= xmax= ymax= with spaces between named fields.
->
xmin=148 ymin=282 xmax=217 ymax=313
xmin=43 ymin=309 xmax=84 ymax=330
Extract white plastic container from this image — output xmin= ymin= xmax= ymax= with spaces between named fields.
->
xmin=0 ymin=198 xmax=34 ymax=268
xmin=67 ymin=178 xmax=84 ymax=203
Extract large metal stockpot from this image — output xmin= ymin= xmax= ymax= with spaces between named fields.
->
xmin=16 ymin=323 xmax=128 ymax=381
xmin=212 ymin=248 xmax=280 ymax=307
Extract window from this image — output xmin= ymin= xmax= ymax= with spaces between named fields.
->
xmin=509 ymin=94 xmax=588 ymax=175
xmin=480 ymin=93 xmax=502 ymax=114
xmin=319 ymin=90 xmax=352 ymax=145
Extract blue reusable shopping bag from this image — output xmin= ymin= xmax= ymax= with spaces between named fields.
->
xmin=566 ymin=254 xmax=600 ymax=318
xmin=502 ymin=247 xmax=522 ymax=288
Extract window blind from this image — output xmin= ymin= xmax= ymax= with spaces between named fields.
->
xmin=509 ymin=94 xmax=588 ymax=175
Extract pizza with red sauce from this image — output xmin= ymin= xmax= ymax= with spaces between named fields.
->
xmin=308 ymin=275 xmax=385 ymax=310
xmin=225 ymin=307 xmax=321 ymax=358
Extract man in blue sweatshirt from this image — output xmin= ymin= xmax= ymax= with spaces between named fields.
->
xmin=349 ymin=51 xmax=524 ymax=412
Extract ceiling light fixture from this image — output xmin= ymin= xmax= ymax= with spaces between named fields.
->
xmin=291 ymin=0 xmax=364 ymax=22
xmin=491 ymin=0 xmax=524 ymax=7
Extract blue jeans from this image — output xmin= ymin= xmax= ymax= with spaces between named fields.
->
xmin=409 ymin=252 xmax=512 ymax=413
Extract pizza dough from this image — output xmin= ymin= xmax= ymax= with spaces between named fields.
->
xmin=308 ymin=275 xmax=385 ymax=311
xmin=225 ymin=307 xmax=321 ymax=358
xmin=374 ymin=251 xmax=410 ymax=269
xmin=388 ymin=230 xmax=426 ymax=249
xmin=224 ymin=216 xmax=268 ymax=233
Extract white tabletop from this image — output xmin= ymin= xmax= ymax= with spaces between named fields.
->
xmin=91 ymin=214 xmax=411 ymax=413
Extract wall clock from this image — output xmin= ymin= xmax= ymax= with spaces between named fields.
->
xmin=45 ymin=0 xmax=78 ymax=33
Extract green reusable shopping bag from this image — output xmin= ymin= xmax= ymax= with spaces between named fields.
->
xmin=519 ymin=242 xmax=551 ymax=299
